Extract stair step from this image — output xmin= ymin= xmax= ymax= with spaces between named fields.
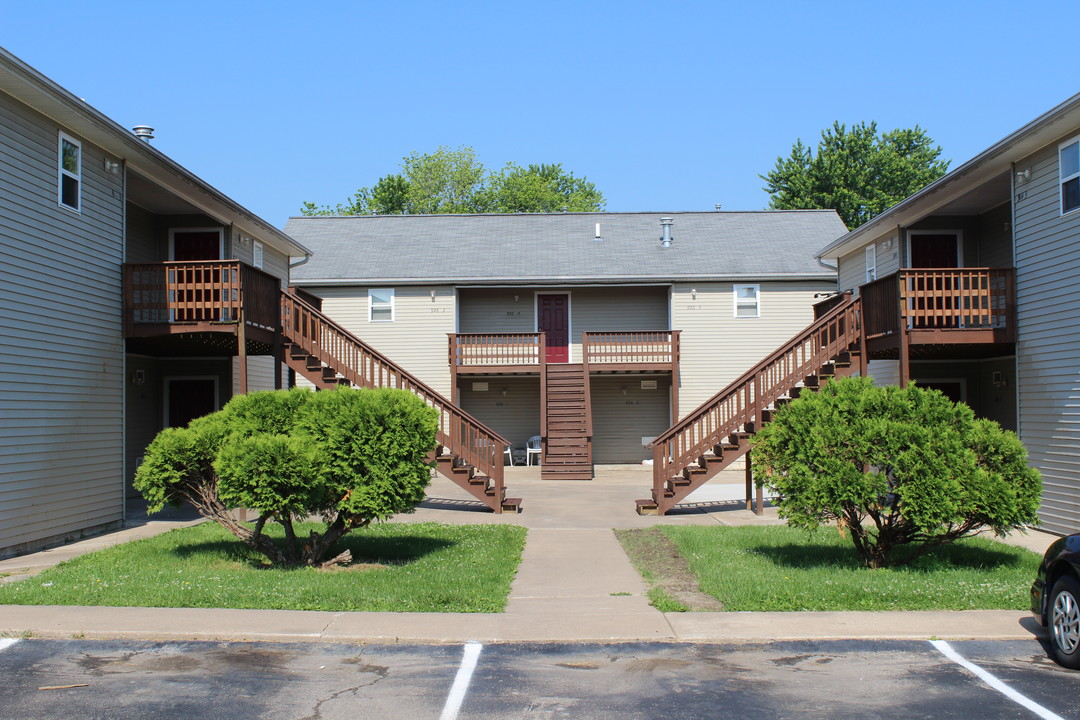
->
xmin=670 ymin=475 xmax=692 ymax=486
xmin=635 ymin=499 xmax=659 ymax=516
xmin=501 ymin=497 xmax=523 ymax=513
xmin=542 ymin=471 xmax=593 ymax=481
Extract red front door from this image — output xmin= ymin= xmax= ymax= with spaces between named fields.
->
xmin=538 ymin=294 xmax=569 ymax=363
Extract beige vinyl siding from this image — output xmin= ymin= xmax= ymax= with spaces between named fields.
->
xmin=458 ymin=377 xmax=541 ymax=453
xmin=232 ymin=356 xmax=284 ymax=394
xmin=458 ymin=286 xmax=668 ymax=362
xmin=590 ymin=375 xmax=671 ymax=464
xmin=865 ymin=359 xmax=900 ymax=386
xmin=230 ymin=227 xmax=291 ymax=285
xmin=837 ymin=233 xmax=900 ymax=293
xmin=671 ymin=280 xmax=832 ymax=417
xmin=297 ymin=285 xmax=455 ymax=396
xmin=0 ymin=92 xmax=125 ymax=556
xmin=1013 ymin=139 xmax=1080 ymax=534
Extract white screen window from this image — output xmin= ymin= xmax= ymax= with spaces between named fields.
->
xmin=733 ymin=284 xmax=760 ymax=318
xmin=1061 ymin=137 xmax=1080 ymax=215
xmin=252 ymin=240 xmax=264 ymax=269
xmin=58 ymin=132 xmax=81 ymax=212
xmin=865 ymin=244 xmax=877 ymax=283
xmin=369 ymin=288 xmax=394 ymax=322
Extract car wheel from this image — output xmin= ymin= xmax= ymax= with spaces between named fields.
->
xmin=1049 ymin=575 xmax=1080 ymax=669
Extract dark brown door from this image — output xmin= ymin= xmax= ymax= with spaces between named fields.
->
xmin=172 ymin=231 xmax=221 ymax=261
xmin=908 ymin=234 xmax=960 ymax=328
xmin=167 ymin=379 xmax=217 ymax=427
xmin=916 ymin=381 xmax=964 ymax=405
xmin=538 ymin=294 xmax=569 ymax=363
xmin=909 ymin=234 xmax=959 ymax=268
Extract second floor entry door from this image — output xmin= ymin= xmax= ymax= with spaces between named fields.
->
xmin=538 ymin=293 xmax=569 ymax=363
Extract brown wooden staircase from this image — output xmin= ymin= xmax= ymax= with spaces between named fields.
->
xmin=279 ymin=290 xmax=521 ymax=513
xmin=637 ymin=295 xmax=864 ymax=515
xmin=540 ymin=363 xmax=593 ymax=480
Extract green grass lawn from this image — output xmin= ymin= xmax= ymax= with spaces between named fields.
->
xmin=0 ymin=521 xmax=526 ymax=613
xmin=658 ymin=525 xmax=1041 ymax=612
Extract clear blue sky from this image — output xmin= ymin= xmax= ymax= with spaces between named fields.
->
xmin=3 ymin=1 xmax=1077 ymax=229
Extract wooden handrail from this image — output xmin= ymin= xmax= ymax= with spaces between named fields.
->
xmin=124 ymin=260 xmax=282 ymax=331
xmin=649 ymin=296 xmax=862 ymax=498
xmin=448 ymin=332 xmax=543 ymax=366
xmin=860 ymin=268 xmax=1015 ymax=339
xmin=582 ymin=330 xmax=679 ymax=364
xmin=281 ymin=292 xmax=509 ymax=491
xmin=898 ymin=267 xmax=1013 ymax=330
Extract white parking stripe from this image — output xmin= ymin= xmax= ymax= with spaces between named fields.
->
xmin=438 ymin=642 xmax=482 ymax=720
xmin=0 ymin=639 xmax=19 ymax=652
xmin=930 ymin=640 xmax=1065 ymax=720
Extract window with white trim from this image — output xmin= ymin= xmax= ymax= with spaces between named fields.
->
xmin=368 ymin=288 xmax=394 ymax=322
xmin=1061 ymin=137 xmax=1080 ymax=215
xmin=865 ymin=244 xmax=877 ymax=283
xmin=252 ymin=240 xmax=264 ymax=269
xmin=733 ymin=284 xmax=760 ymax=318
xmin=58 ymin=132 xmax=81 ymax=211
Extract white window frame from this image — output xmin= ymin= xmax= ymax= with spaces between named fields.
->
xmin=1060 ymin=135 xmax=1080 ymax=216
xmin=733 ymin=284 xmax=760 ymax=318
xmin=58 ymin=131 xmax=82 ymax=212
xmin=368 ymin=288 xmax=395 ymax=322
xmin=252 ymin=240 xmax=264 ymax=269
xmin=865 ymin=244 xmax=877 ymax=283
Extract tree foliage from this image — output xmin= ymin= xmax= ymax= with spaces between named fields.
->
xmin=134 ymin=387 xmax=437 ymax=567
xmin=750 ymin=377 xmax=1040 ymax=568
xmin=301 ymin=146 xmax=605 ymax=216
xmin=761 ymin=121 xmax=949 ymax=229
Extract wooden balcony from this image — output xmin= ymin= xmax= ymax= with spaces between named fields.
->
xmin=448 ymin=330 xmax=680 ymax=374
xmin=123 ymin=260 xmax=281 ymax=347
xmin=859 ymin=268 xmax=1016 ymax=357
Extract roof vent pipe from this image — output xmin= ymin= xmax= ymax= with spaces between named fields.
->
xmin=660 ymin=217 xmax=674 ymax=248
xmin=132 ymin=125 xmax=155 ymax=142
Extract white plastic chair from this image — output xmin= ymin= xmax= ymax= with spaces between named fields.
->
xmin=504 ymin=445 xmax=516 ymax=466
xmin=525 ymin=435 xmax=542 ymax=466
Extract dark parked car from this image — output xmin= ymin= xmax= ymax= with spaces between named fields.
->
xmin=1031 ymin=533 xmax=1080 ymax=668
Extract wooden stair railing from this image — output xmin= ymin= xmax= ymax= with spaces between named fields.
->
xmin=280 ymin=291 xmax=520 ymax=513
xmin=637 ymin=294 xmax=863 ymax=515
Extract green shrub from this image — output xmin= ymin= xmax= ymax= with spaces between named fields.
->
xmin=134 ymin=386 xmax=438 ymax=566
xmin=751 ymin=376 xmax=1040 ymax=568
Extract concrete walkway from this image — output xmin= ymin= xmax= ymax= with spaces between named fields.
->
xmin=0 ymin=466 xmax=1058 ymax=644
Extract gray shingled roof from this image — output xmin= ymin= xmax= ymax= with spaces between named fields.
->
xmin=286 ymin=211 xmax=844 ymax=285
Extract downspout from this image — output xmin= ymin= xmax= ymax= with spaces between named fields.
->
xmin=1010 ymin=161 xmax=1021 ymax=438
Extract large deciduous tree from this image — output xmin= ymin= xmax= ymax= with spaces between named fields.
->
xmin=761 ymin=121 xmax=949 ymax=229
xmin=301 ymin=147 xmax=605 ymax=216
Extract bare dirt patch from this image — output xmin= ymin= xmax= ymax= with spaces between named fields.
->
xmin=615 ymin=528 xmax=725 ymax=611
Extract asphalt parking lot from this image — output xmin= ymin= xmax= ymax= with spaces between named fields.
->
xmin=1 ymin=638 xmax=1077 ymax=719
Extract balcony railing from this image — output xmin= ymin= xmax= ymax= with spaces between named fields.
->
xmin=448 ymin=332 xmax=546 ymax=366
xmin=448 ymin=331 xmax=680 ymax=368
xmin=123 ymin=260 xmax=281 ymax=335
xmin=582 ymin=331 xmax=680 ymax=366
xmin=861 ymin=268 xmax=1015 ymax=342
